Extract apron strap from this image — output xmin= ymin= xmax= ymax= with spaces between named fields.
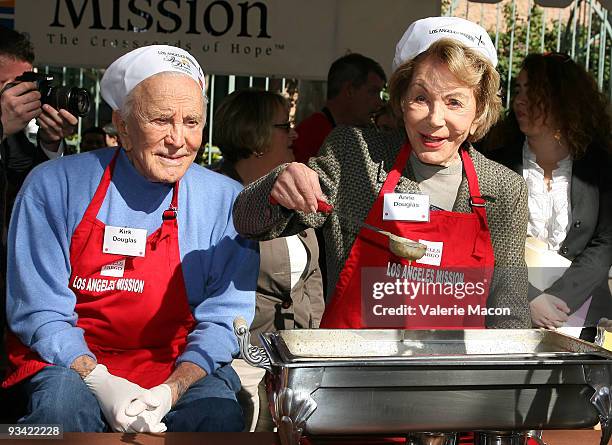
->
xmin=81 ymin=148 xmax=121 ymax=222
xmin=460 ymin=148 xmax=487 ymax=220
xmin=460 ymin=147 xmax=492 ymax=259
xmin=162 ymin=181 xmax=180 ymax=221
xmin=364 ymin=142 xmax=411 ymax=227
xmin=82 ymin=149 xmax=181 ymax=223
xmin=368 ymin=142 xmax=491 ymax=240
xmin=381 ymin=142 xmax=412 ymax=195
xmin=380 ymin=143 xmax=487 ymax=220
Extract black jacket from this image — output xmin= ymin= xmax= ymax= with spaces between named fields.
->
xmin=1 ymin=131 xmax=51 ymax=327
xmin=1 ymin=132 xmax=49 ymax=242
xmin=487 ymin=140 xmax=612 ymax=325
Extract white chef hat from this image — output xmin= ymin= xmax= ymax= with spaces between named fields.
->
xmin=392 ymin=16 xmax=498 ymax=72
xmin=101 ymin=45 xmax=206 ymax=110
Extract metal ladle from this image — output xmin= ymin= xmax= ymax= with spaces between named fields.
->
xmin=315 ymin=200 xmax=427 ymax=262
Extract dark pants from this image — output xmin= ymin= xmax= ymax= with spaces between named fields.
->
xmin=19 ymin=364 xmax=244 ymax=432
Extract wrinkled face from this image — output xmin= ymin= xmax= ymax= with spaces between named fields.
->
xmin=262 ymin=105 xmax=296 ymax=169
xmin=115 ymin=74 xmax=204 ymax=183
xmin=350 ymin=72 xmax=385 ymax=126
xmin=512 ymin=69 xmax=551 ymax=138
xmin=0 ymin=56 xmax=32 ymax=90
xmin=402 ymin=57 xmax=478 ymax=166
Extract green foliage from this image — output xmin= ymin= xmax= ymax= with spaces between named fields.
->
xmin=441 ymin=0 xmax=453 ymax=16
xmin=495 ymin=3 xmax=563 ymax=105
xmin=487 ymin=0 xmax=611 ymax=107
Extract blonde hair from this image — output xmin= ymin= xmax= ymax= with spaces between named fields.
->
xmin=389 ymin=38 xmax=501 ymax=142
xmin=214 ymin=89 xmax=289 ymax=163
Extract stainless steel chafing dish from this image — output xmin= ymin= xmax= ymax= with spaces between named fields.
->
xmin=234 ymin=319 xmax=612 ymax=445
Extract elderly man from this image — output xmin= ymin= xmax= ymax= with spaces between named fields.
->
xmin=3 ymin=45 xmax=258 ymax=433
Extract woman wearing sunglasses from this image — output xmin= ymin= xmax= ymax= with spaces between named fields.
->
xmin=214 ymin=88 xmax=324 ymax=431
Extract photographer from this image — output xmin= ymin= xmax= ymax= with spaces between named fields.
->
xmin=0 ymin=27 xmax=77 ymax=344
xmin=0 ymin=28 xmax=78 ymax=220
xmin=0 ymin=27 xmax=77 ymax=155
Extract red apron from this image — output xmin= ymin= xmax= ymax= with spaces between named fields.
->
xmin=320 ymin=142 xmax=495 ymax=329
xmin=4 ymin=149 xmax=195 ymax=389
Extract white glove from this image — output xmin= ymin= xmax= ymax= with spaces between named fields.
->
xmin=125 ymin=384 xmax=173 ymax=432
xmin=83 ymin=364 xmax=166 ymax=432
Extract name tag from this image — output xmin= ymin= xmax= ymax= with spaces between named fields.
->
xmin=103 ymin=226 xmax=147 ymax=257
xmin=383 ymin=193 xmax=429 ymax=221
xmin=416 ymin=239 xmax=444 ymax=266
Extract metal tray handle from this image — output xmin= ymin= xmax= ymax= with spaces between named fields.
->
xmin=233 ymin=316 xmax=272 ymax=371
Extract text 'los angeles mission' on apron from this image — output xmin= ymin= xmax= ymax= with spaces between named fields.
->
xmin=320 ymin=142 xmax=495 ymax=329
xmin=4 ymin=149 xmax=194 ymax=389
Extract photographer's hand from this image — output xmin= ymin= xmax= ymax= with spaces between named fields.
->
xmin=37 ymin=105 xmax=78 ymax=152
xmin=0 ymin=81 xmax=41 ymax=141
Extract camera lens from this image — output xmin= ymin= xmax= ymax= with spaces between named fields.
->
xmin=45 ymin=86 xmax=91 ymax=117
xmin=68 ymin=87 xmax=91 ymax=117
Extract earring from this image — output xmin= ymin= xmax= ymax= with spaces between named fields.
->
xmin=553 ymin=129 xmax=562 ymax=147
xmin=254 ymin=151 xmax=264 ymax=158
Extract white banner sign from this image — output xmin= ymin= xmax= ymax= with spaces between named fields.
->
xmin=16 ymin=0 xmax=439 ymax=79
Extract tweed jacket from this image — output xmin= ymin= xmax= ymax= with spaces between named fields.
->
xmin=487 ymin=139 xmax=612 ymax=325
xmin=233 ymin=126 xmax=531 ymax=328
xmin=249 ymin=230 xmax=324 ymax=346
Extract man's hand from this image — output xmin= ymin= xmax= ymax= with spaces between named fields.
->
xmin=123 ymin=362 xmax=206 ymax=432
xmin=270 ymin=162 xmax=325 ymax=213
xmin=0 ymin=81 xmax=41 ymax=139
xmin=83 ymin=364 xmax=166 ymax=432
xmin=125 ymin=384 xmax=172 ymax=432
xmin=530 ymin=293 xmax=571 ymax=329
xmin=37 ymin=104 xmax=78 ymax=152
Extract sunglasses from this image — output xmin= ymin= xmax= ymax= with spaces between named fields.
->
xmin=273 ymin=121 xmax=295 ymax=131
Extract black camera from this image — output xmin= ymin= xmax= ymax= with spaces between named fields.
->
xmin=9 ymin=71 xmax=91 ymax=118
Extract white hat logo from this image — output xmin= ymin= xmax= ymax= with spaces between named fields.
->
xmin=100 ymin=45 xmax=206 ymax=110
xmin=393 ymin=17 xmax=498 ymax=71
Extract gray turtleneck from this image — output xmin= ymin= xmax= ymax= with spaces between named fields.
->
xmin=409 ymin=152 xmax=463 ymax=211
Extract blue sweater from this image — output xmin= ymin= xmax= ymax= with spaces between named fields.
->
xmin=6 ymin=148 xmax=258 ymax=375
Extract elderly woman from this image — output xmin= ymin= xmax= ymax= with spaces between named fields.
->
xmin=3 ymin=45 xmax=258 ymax=432
xmin=214 ymin=89 xmax=324 ymax=431
xmin=233 ymin=17 xmax=530 ymax=329
xmin=485 ymin=53 xmax=612 ymax=333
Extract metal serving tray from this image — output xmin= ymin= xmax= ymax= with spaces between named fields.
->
xmin=266 ymin=329 xmax=612 ymax=364
xmin=233 ymin=322 xmax=612 ymax=445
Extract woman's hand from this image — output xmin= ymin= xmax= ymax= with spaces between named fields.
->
xmin=270 ymin=162 xmax=326 ymax=213
xmin=529 ymin=293 xmax=571 ymax=329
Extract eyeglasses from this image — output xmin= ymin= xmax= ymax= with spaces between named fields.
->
xmin=273 ymin=121 xmax=295 ymax=131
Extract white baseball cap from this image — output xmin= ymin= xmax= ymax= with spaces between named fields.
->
xmin=101 ymin=45 xmax=206 ymax=110
xmin=393 ymin=16 xmax=498 ymax=71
